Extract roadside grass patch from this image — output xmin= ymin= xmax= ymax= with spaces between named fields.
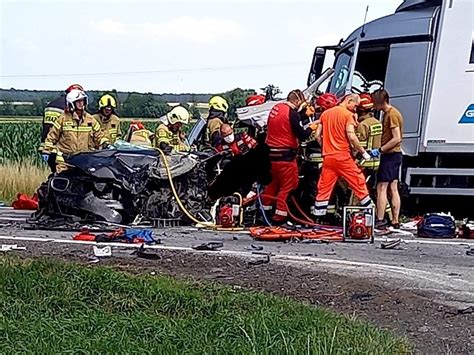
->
xmin=0 ymin=159 xmax=49 ymax=204
xmin=0 ymin=258 xmax=411 ymax=354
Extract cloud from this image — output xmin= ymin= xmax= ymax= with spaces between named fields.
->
xmin=93 ymin=16 xmax=245 ymax=45
xmin=95 ymin=18 xmax=127 ymax=35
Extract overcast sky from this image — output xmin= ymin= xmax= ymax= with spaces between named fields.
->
xmin=0 ymin=0 xmax=401 ymax=95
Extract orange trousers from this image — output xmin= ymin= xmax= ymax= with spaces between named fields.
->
xmin=261 ymin=160 xmax=299 ymax=220
xmin=314 ymin=154 xmax=371 ymax=216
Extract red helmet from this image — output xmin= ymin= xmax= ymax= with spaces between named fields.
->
xmin=245 ymin=94 xmax=265 ymax=106
xmin=65 ymin=84 xmax=84 ymax=94
xmin=316 ymin=93 xmax=338 ymax=111
xmin=359 ymin=93 xmax=374 ymax=110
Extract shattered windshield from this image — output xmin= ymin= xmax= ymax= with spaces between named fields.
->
xmin=328 ymin=45 xmax=354 ymax=97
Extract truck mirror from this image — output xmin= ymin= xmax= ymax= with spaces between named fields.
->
xmin=307 ymin=47 xmax=326 ymax=86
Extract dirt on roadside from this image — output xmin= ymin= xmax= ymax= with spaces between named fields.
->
xmin=3 ymin=241 xmax=473 ymax=355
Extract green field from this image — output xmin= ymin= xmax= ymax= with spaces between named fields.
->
xmin=0 ymin=118 xmax=163 ymax=164
xmin=0 ymin=258 xmax=410 ymax=354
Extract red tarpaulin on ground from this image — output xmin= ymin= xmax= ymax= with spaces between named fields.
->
xmin=249 ymin=226 xmax=343 ymax=242
xmin=12 ymin=193 xmax=38 ymax=210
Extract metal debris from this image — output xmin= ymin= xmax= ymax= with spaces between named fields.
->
xmin=192 ymin=241 xmax=224 ymax=251
xmin=381 ymin=239 xmax=402 ymax=250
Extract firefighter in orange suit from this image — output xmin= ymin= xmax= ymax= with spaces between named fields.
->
xmin=261 ymin=89 xmax=315 ymax=223
xmin=312 ymin=93 xmax=373 ymax=217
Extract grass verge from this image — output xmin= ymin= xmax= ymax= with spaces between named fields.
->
xmin=0 ymin=160 xmax=49 ymax=204
xmin=0 ymin=258 xmax=411 ymax=354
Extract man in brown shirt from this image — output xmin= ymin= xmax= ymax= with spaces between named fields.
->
xmin=370 ymin=89 xmax=404 ymax=229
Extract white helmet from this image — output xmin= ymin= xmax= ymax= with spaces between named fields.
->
xmin=66 ymin=89 xmax=88 ymax=111
xmin=167 ymin=106 xmax=190 ymax=125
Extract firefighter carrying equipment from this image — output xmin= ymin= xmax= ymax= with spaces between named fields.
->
xmin=209 ymin=95 xmax=229 ymax=113
xmin=66 ymin=89 xmax=88 ymax=111
xmin=98 ymin=94 xmax=117 ymax=109
xmin=93 ymin=113 xmax=121 ymax=143
xmin=250 ymin=226 xmax=343 ymax=242
xmin=154 ymin=124 xmax=190 ymax=152
xmin=43 ymin=111 xmax=109 ymax=172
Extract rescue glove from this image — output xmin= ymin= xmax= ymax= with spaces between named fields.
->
xmin=362 ymin=151 xmax=372 ymax=161
xmin=368 ymin=148 xmax=381 ymax=158
xmin=41 ymin=153 xmax=49 ymax=163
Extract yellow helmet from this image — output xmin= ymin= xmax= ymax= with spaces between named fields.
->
xmin=167 ymin=106 xmax=190 ymax=125
xmin=98 ymin=94 xmax=117 ymax=109
xmin=209 ymin=95 xmax=229 ymax=113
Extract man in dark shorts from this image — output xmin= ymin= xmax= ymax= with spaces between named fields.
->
xmin=369 ymin=89 xmax=404 ymax=229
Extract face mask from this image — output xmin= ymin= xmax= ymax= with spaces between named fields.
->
xmin=223 ymin=134 xmax=234 ymax=143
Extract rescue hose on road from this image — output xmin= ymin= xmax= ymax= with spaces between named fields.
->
xmin=155 ymin=147 xmax=244 ymax=231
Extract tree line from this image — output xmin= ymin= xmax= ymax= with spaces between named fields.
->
xmin=0 ymin=88 xmax=257 ymax=120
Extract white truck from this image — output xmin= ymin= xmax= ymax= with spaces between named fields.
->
xmin=306 ymin=0 xmax=474 ymax=200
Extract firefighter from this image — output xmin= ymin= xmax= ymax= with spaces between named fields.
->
xmin=207 ymin=96 xmax=229 ymax=147
xmin=261 ymin=89 xmax=315 ymax=223
xmin=93 ymin=94 xmax=121 ymax=144
xmin=356 ymin=93 xmax=382 ymax=187
xmin=355 ymin=93 xmax=393 ymax=221
xmin=154 ymin=106 xmax=190 ymax=153
xmin=42 ymin=89 xmax=109 ymax=173
xmin=216 ymin=124 xmax=257 ymax=156
xmin=40 ymin=83 xmax=83 ymax=172
xmin=124 ymin=120 xmax=153 ymax=147
xmin=296 ymin=93 xmax=338 ymax=212
xmin=313 ymin=94 xmax=373 ymax=217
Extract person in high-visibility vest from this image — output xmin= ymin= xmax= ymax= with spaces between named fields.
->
xmin=93 ymin=94 xmax=121 ymax=144
xmin=261 ymin=89 xmax=317 ymax=223
xmin=154 ymin=106 xmax=190 ymax=153
xmin=312 ymin=94 xmax=373 ymax=218
xmin=40 ymin=84 xmax=83 ymax=172
xmin=356 ymin=93 xmax=382 ymax=186
xmin=207 ymin=96 xmax=229 ymax=147
xmin=42 ymin=89 xmax=109 ymax=173
xmin=124 ymin=120 xmax=153 ymax=148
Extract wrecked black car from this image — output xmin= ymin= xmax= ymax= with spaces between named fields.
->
xmin=34 ymin=145 xmax=212 ymax=225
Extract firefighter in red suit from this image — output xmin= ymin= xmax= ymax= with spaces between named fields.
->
xmin=261 ymin=89 xmax=315 ymax=223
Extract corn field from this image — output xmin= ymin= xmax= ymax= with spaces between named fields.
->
xmin=0 ymin=120 xmax=164 ymax=164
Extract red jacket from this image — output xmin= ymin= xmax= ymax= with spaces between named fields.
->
xmin=265 ymin=102 xmax=311 ymax=149
xmin=216 ymin=132 xmax=257 ymax=156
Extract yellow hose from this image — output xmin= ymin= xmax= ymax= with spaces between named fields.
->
xmin=155 ymin=148 xmax=244 ymax=231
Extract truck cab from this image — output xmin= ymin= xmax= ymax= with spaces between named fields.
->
xmin=308 ymin=0 xmax=474 ymax=214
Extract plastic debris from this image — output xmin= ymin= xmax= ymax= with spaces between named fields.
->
xmin=1 ymin=244 xmax=27 ymax=252
xmin=93 ymin=246 xmax=112 ymax=257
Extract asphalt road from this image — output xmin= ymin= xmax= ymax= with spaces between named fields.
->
xmin=1 ymin=208 xmax=473 ymax=310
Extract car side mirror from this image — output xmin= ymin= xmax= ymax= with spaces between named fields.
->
xmin=307 ymin=47 xmax=326 ymax=86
